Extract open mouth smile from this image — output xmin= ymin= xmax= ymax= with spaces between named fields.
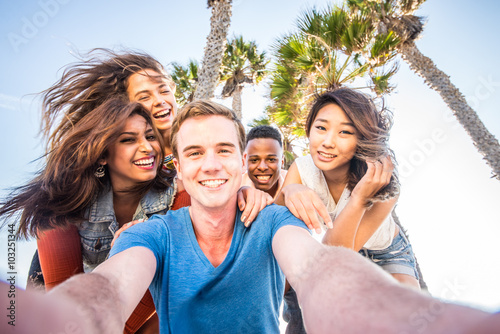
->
xmin=255 ymin=175 xmax=272 ymax=183
xmin=200 ymin=179 xmax=227 ymax=188
xmin=318 ymin=151 xmax=337 ymax=159
xmin=133 ymin=156 xmax=155 ymax=169
xmin=153 ymin=108 xmax=171 ymax=120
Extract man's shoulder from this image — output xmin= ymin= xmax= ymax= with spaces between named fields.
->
xmin=127 ymin=206 xmax=189 ymax=237
xmin=258 ymin=204 xmax=306 ymax=228
xmin=259 ymin=203 xmax=292 ymax=216
xmin=150 ymin=206 xmax=189 ymax=222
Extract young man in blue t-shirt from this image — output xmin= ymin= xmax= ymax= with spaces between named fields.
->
xmin=66 ymin=100 xmax=320 ymax=333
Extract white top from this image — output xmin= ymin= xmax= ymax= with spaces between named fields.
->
xmin=295 ymin=154 xmax=395 ymax=250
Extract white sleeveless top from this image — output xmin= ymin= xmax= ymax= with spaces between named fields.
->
xmin=295 ymin=154 xmax=395 ymax=250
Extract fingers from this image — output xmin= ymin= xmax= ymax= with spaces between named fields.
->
xmin=285 ymin=197 xmax=315 ymax=231
xmin=368 ymin=156 xmax=394 ymax=185
xmin=265 ymin=193 xmax=274 ymax=206
xmin=285 ymin=192 xmax=329 ymax=234
xmin=314 ymin=199 xmax=333 ymax=230
xmin=382 ymin=156 xmax=394 ymax=184
xmin=353 ymin=156 xmax=395 ymax=201
xmin=240 ymin=190 xmax=255 ymax=227
xmin=237 ymin=188 xmax=246 ymax=211
xmin=238 ymin=186 xmax=273 ymax=227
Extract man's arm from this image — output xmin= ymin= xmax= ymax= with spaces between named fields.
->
xmin=48 ymin=246 xmax=156 ymax=333
xmin=272 ymin=226 xmax=489 ymax=334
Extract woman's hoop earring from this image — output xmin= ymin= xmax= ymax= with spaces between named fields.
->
xmin=94 ymin=165 xmax=105 ymax=178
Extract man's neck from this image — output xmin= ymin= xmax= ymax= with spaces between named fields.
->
xmin=189 ymin=201 xmax=237 ymax=267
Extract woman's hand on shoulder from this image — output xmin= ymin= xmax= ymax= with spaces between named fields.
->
xmin=280 ymin=184 xmax=332 ymax=234
xmin=110 ymin=219 xmax=145 ymax=248
xmin=276 ymin=162 xmax=332 ymax=234
xmin=237 ymin=186 xmax=273 ymax=227
xmin=352 ymin=156 xmax=394 ymax=205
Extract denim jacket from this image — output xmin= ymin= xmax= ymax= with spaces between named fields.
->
xmin=78 ymin=183 xmax=176 ymax=271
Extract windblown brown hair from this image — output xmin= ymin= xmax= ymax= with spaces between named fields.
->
xmin=40 ymin=48 xmax=175 ymax=152
xmin=306 ymin=88 xmax=400 ymax=203
xmin=0 ymin=98 xmax=169 ymax=239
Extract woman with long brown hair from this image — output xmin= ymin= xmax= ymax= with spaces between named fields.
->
xmin=1 ymin=98 xmax=173 ymax=332
xmin=2 ymin=49 xmax=270 ymax=333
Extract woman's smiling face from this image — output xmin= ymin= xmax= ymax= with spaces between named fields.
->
xmin=103 ymin=114 xmax=161 ymax=191
xmin=308 ymin=103 xmax=358 ymax=175
xmin=126 ymin=69 xmax=178 ymax=134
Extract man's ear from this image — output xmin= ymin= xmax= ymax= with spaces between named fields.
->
xmin=173 ymin=158 xmax=182 ymax=180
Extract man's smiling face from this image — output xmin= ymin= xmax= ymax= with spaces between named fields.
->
xmin=244 ymin=137 xmax=283 ymax=196
xmin=174 ymin=115 xmax=244 ymax=211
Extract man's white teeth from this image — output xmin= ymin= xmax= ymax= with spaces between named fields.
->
xmin=134 ymin=157 xmax=154 ymax=166
xmin=200 ymin=179 xmax=226 ymax=188
xmin=256 ymin=176 xmax=271 ymax=181
xmin=154 ymin=109 xmax=170 ymax=118
xmin=319 ymin=152 xmax=336 ymax=158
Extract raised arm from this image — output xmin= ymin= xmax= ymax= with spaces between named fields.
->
xmin=271 ymin=226 xmax=489 ymax=333
xmin=322 ymin=157 xmax=397 ymax=250
xmin=49 ymin=246 xmax=156 ymax=333
xmin=236 ymin=186 xmax=273 ymax=227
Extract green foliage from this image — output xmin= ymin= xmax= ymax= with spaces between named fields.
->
xmin=262 ymin=0 xmax=427 ymax=160
xmin=170 ymin=59 xmax=199 ymax=107
xmin=370 ymin=31 xmax=400 ymax=65
xmin=220 ymin=35 xmax=268 ymax=98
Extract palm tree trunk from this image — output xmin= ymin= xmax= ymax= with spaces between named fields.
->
xmin=194 ymin=0 xmax=232 ymax=100
xmin=232 ymin=85 xmax=242 ymax=119
xmin=399 ymin=41 xmax=500 ymax=181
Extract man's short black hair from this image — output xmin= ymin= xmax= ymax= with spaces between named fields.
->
xmin=246 ymin=125 xmax=282 ymax=147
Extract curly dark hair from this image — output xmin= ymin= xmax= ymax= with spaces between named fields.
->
xmin=246 ymin=125 xmax=282 ymax=147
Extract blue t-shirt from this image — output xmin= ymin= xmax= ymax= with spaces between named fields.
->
xmin=110 ymin=204 xmax=308 ymax=333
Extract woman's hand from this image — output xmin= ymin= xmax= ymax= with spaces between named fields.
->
xmin=351 ymin=156 xmax=394 ymax=205
xmin=237 ymin=186 xmax=273 ymax=227
xmin=280 ymin=184 xmax=333 ymax=234
xmin=110 ymin=219 xmax=145 ymax=248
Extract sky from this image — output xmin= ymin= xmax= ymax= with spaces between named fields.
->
xmin=1 ymin=0 xmax=499 ymax=316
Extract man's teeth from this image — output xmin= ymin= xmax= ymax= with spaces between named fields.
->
xmin=200 ymin=179 xmax=226 ymax=188
xmin=256 ymin=176 xmax=271 ymax=181
xmin=319 ymin=152 xmax=336 ymax=158
xmin=134 ymin=157 xmax=155 ymax=166
xmin=154 ymin=109 xmax=171 ymax=118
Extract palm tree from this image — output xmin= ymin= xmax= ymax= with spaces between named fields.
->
xmin=267 ymin=5 xmax=399 ymax=148
xmin=219 ymin=36 xmax=268 ymax=119
xmin=194 ymin=0 xmax=233 ymax=100
xmin=171 ymin=59 xmax=199 ymax=107
xmin=346 ymin=0 xmax=500 ymax=180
